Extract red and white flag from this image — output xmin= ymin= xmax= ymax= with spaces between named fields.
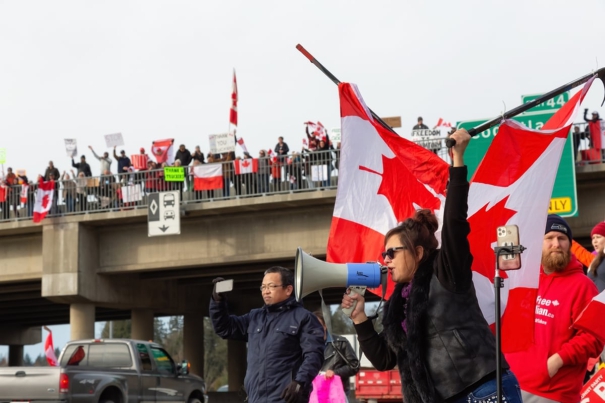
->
xmin=230 ymin=70 xmax=238 ymax=127
xmin=574 ymin=289 xmax=605 ymax=341
xmin=587 ymin=119 xmax=605 ymax=150
xmin=234 ymin=158 xmax=258 ymax=174
xmin=193 ymin=164 xmax=223 ymax=191
xmin=43 ymin=327 xmax=58 ymax=366
xmin=20 ymin=184 xmax=29 ymax=204
xmin=434 ymin=117 xmax=452 ymax=128
xmin=0 ymin=183 xmax=7 ymax=203
xmin=131 ymin=154 xmax=149 ymax=170
xmin=305 ymin=121 xmax=327 ymax=140
xmin=327 ymin=83 xmax=450 ymax=297
xmin=151 ymin=139 xmax=175 ymax=165
xmin=33 ymin=179 xmax=55 ymax=223
xmin=267 ymin=148 xmax=278 ymax=163
xmin=237 ymin=137 xmax=248 ymax=153
xmin=468 ymin=78 xmax=595 ymax=353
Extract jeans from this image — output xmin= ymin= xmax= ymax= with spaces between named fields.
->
xmin=449 ymin=370 xmax=522 ymax=403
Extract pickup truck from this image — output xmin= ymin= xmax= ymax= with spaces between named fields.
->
xmin=0 ymin=338 xmax=208 ymax=403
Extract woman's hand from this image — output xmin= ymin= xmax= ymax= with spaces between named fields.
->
xmin=341 ymin=290 xmax=368 ymax=324
xmin=449 ymin=129 xmax=471 ymax=167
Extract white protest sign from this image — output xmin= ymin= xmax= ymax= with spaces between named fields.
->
xmin=104 ymin=133 xmax=124 ymax=148
xmin=330 ymin=128 xmax=341 ymax=143
xmin=64 ymin=139 xmax=78 ymax=158
xmin=311 ymin=165 xmax=329 ymax=181
xmin=209 ymin=133 xmax=235 ymax=154
xmin=410 ymin=129 xmax=442 ymax=151
xmin=122 ymin=184 xmax=142 ymax=203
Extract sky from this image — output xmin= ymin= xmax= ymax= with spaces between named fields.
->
xmin=2 ymin=0 xmax=605 ymax=358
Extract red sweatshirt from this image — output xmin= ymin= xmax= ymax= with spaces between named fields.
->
xmin=506 ymin=256 xmax=603 ymax=403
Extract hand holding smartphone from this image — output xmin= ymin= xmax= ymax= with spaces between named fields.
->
xmin=496 ymin=225 xmax=522 ymax=270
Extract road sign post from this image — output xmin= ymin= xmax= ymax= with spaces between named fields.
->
xmin=148 ymin=191 xmax=181 ymax=236
xmin=457 ymin=92 xmax=578 ymax=217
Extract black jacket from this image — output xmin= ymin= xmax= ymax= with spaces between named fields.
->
xmin=71 ymin=159 xmax=92 ymax=177
xmin=355 ymin=166 xmax=506 ymax=403
xmin=210 ymin=295 xmax=325 ymax=403
xmin=44 ymin=167 xmax=60 ymax=181
xmin=320 ymin=335 xmax=359 ymax=392
xmin=175 ymin=149 xmax=192 ymax=166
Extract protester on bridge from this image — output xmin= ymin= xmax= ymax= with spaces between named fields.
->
xmin=100 ymin=169 xmax=117 ymax=209
xmin=274 ymin=136 xmax=290 ymax=163
xmin=505 ymin=215 xmax=604 ymax=403
xmin=71 ymin=155 xmax=92 ymax=177
xmin=210 ymin=267 xmax=325 ymax=403
xmin=588 ymin=221 xmax=605 ymax=292
xmin=89 ymin=146 xmax=113 ymax=174
xmin=257 ymin=149 xmax=271 ymax=194
xmin=73 ymin=170 xmax=88 ymax=212
xmin=192 ymin=146 xmax=205 ymax=164
xmin=113 ymin=147 xmax=132 ymax=183
xmin=312 ymin=310 xmax=359 ymax=402
xmin=3 ymin=168 xmax=19 ymax=219
xmin=60 ymin=171 xmax=77 ymax=214
xmin=44 ymin=161 xmax=60 ymax=182
xmin=342 ymin=129 xmax=523 ymax=403
xmin=412 ymin=116 xmax=429 ymax=130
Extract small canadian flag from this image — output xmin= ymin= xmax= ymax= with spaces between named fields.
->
xmin=234 ymin=158 xmax=258 ymax=174
xmin=43 ymin=326 xmax=58 ymax=366
xmin=33 ymin=179 xmax=55 ymax=223
xmin=20 ymin=184 xmax=29 ymax=204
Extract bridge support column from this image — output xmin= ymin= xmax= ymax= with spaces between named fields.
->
xmin=70 ymin=303 xmax=95 ymax=340
xmin=131 ymin=309 xmax=154 ymax=341
xmin=228 ymin=340 xmax=247 ymax=392
xmin=8 ymin=345 xmax=23 ymax=366
xmin=184 ymin=312 xmax=205 ymax=377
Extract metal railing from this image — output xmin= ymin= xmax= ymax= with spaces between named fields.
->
xmin=0 ymin=149 xmax=341 ymax=222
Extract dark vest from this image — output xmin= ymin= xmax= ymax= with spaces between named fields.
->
xmin=383 ymin=254 xmax=507 ymax=403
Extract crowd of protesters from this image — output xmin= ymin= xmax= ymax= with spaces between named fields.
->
xmin=0 ymin=128 xmax=341 ymax=221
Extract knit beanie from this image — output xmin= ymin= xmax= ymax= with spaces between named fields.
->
xmin=545 ymin=214 xmax=572 ymax=242
xmin=591 ymin=221 xmax=605 ymax=238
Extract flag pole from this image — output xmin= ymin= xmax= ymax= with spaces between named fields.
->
xmin=296 ymin=44 xmax=605 ymax=147
xmin=296 ymin=44 xmax=399 ymax=136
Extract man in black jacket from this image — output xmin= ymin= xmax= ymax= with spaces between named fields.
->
xmin=313 ymin=310 xmax=359 ymax=400
xmin=210 ymin=266 xmax=324 ymax=403
xmin=71 ymin=155 xmax=92 ymax=177
xmin=113 ymin=147 xmax=132 ymax=183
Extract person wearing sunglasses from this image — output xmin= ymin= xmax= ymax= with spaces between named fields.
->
xmin=342 ymin=129 xmax=522 ymax=403
xmin=209 ymin=266 xmax=324 ymax=403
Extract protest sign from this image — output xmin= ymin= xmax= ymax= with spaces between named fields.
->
xmin=410 ymin=129 xmax=442 ymax=151
xmin=164 ymin=167 xmax=185 ymax=182
xmin=64 ymin=139 xmax=78 ymax=158
xmin=0 ymin=148 xmax=6 ymax=164
xmin=330 ymin=128 xmax=341 ymax=143
xmin=209 ymin=133 xmax=235 ymax=154
xmin=311 ymin=165 xmax=328 ymax=181
xmin=104 ymin=133 xmax=124 ymax=148
xmin=121 ymin=184 xmax=142 ymax=203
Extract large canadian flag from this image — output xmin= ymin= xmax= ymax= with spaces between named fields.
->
xmin=151 ymin=139 xmax=175 ymax=165
xmin=327 ymin=83 xmax=450 ymax=297
xmin=193 ymin=164 xmax=223 ymax=191
xmin=468 ymin=78 xmax=595 ymax=353
xmin=44 ymin=327 xmax=58 ymax=366
xmin=33 ymin=179 xmax=55 ymax=223
xmin=574 ymin=289 xmax=605 ymax=341
xmin=234 ymin=158 xmax=258 ymax=174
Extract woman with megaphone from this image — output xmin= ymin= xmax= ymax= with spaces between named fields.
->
xmin=341 ymin=129 xmax=522 ymax=403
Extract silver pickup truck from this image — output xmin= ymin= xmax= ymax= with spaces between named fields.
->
xmin=0 ymin=339 xmax=208 ymax=403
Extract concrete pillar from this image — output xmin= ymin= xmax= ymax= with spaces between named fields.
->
xmin=8 ymin=345 xmax=24 ymax=366
xmin=228 ymin=340 xmax=247 ymax=392
xmin=70 ymin=303 xmax=95 ymax=340
xmin=131 ymin=309 xmax=154 ymax=341
xmin=183 ymin=313 xmax=205 ymax=377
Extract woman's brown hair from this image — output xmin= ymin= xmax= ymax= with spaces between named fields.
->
xmin=384 ymin=209 xmax=439 ymax=264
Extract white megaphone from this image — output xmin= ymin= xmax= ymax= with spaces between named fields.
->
xmin=294 ymin=248 xmax=387 ymax=316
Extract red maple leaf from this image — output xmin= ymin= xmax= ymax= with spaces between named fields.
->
xmin=153 ymin=148 xmax=164 ymax=156
xmin=467 ymin=196 xmax=517 ymax=281
xmin=360 ymin=155 xmax=442 ymax=222
xmin=41 ymin=193 xmax=50 ymax=209
xmin=241 ymin=160 xmax=251 ymax=168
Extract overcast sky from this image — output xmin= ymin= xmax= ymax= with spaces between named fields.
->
xmin=2 ymin=0 xmax=605 ymax=358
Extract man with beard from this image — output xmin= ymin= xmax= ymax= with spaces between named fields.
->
xmin=505 ymin=215 xmax=604 ymax=403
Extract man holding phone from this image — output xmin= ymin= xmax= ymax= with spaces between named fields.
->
xmin=505 ymin=215 xmax=604 ymax=403
xmin=209 ymin=267 xmax=324 ymax=403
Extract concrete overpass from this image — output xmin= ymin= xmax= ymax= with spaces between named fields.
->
xmin=0 ymin=165 xmax=604 ymax=391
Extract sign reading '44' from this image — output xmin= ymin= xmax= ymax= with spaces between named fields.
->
xmin=457 ymin=91 xmax=578 ymax=217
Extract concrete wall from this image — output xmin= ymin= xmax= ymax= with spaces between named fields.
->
xmin=0 ymin=233 xmax=43 ymax=282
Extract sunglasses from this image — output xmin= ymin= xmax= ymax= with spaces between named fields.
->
xmin=381 ymin=246 xmax=406 ymax=260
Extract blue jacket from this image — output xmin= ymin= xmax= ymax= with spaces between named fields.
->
xmin=210 ymin=296 xmax=325 ymax=403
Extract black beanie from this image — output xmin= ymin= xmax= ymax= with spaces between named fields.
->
xmin=545 ymin=214 xmax=572 ymax=241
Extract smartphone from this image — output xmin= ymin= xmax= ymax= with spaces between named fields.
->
xmin=496 ymin=225 xmax=521 ymax=270
xmin=215 ymin=279 xmax=234 ymax=293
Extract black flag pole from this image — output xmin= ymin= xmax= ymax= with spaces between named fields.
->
xmin=296 ymin=43 xmax=605 ymax=147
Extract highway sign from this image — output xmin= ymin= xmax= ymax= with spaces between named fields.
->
xmin=457 ymin=110 xmax=578 ymax=217
xmin=148 ymin=191 xmax=181 ymax=236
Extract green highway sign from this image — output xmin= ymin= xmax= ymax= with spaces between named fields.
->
xmin=458 ymin=110 xmax=578 ymax=217
xmin=164 ymin=167 xmax=185 ymax=182
xmin=520 ymin=92 xmax=569 ymax=113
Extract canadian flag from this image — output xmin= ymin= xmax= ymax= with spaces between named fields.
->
xmin=434 ymin=117 xmax=452 ymax=128
xmin=43 ymin=326 xmax=58 ymax=366
xmin=33 ymin=179 xmax=55 ymax=223
xmin=468 ymin=78 xmax=595 ymax=353
xmin=574 ymin=289 xmax=605 ymax=341
xmin=234 ymin=158 xmax=258 ymax=174
xmin=267 ymin=148 xmax=278 ymax=163
xmin=131 ymin=154 xmax=149 ymax=170
xmin=151 ymin=139 xmax=175 ymax=165
xmin=20 ymin=184 xmax=29 ymax=204
xmin=327 ymin=83 xmax=450 ymax=297
xmin=230 ymin=70 xmax=238 ymax=127
xmin=193 ymin=164 xmax=223 ymax=191
xmin=237 ymin=137 xmax=249 ymax=153
xmin=0 ymin=183 xmax=6 ymax=203
xmin=306 ymin=121 xmax=327 ymax=140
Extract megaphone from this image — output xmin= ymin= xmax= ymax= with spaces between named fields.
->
xmin=294 ymin=248 xmax=387 ymax=316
